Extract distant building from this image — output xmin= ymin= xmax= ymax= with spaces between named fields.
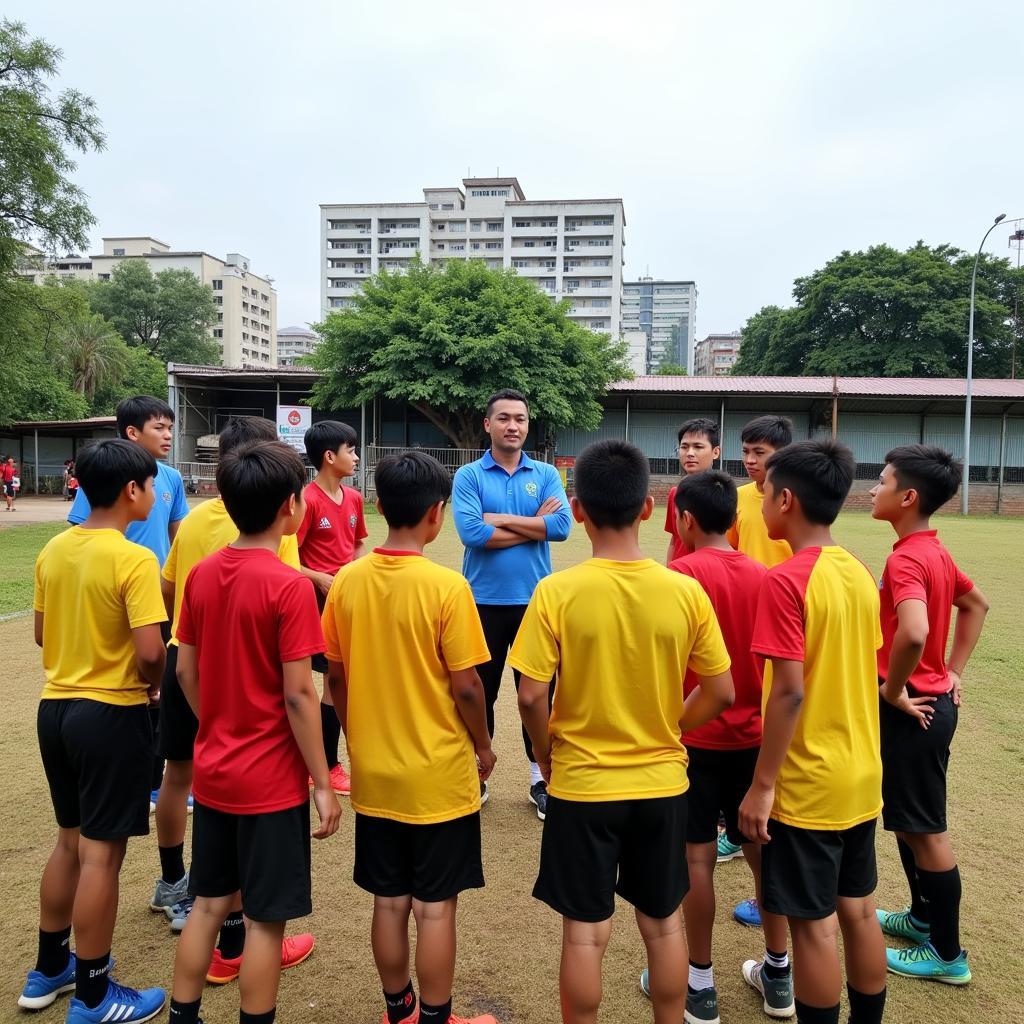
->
xmin=694 ymin=331 xmax=743 ymax=376
xmin=622 ymin=278 xmax=697 ymax=373
xmin=277 ymin=325 xmax=318 ymax=366
xmin=623 ymin=330 xmax=648 ymax=376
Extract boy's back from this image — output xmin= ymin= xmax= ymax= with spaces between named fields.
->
xmin=176 ymin=547 xmax=323 ymax=814
xmin=728 ymin=481 xmax=792 ymax=567
xmin=322 ymin=550 xmax=490 ymax=823
xmin=511 ymin=557 xmax=730 ymax=801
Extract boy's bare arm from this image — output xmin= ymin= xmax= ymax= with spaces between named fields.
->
xmin=325 ymin=659 xmax=348 ymax=735
xmin=177 ymin=642 xmax=199 ymax=715
xmin=283 ymin=658 xmax=341 ymax=839
xmin=739 ymin=657 xmax=804 ymax=844
xmin=517 ymin=675 xmax=551 ymax=781
xmin=160 ymin=577 xmax=175 ymax=622
xmin=451 ymin=667 xmax=496 ymax=780
xmin=680 ymin=669 xmax=734 ymax=734
xmin=947 ymin=585 xmax=990 ymax=705
xmin=132 ymin=623 xmax=166 ymax=699
xmin=34 ymin=611 xmax=43 ymax=647
xmin=880 ymin=599 xmax=936 ymax=727
xmin=352 ymin=539 xmax=367 ymax=560
xmin=299 ymin=564 xmax=335 ymax=596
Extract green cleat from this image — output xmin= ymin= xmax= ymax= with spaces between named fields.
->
xmin=716 ymin=832 xmax=743 ymax=862
xmin=876 ymin=907 xmax=930 ymax=944
xmin=886 ymin=943 xmax=971 ymax=985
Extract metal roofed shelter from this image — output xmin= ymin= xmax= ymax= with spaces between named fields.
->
xmin=0 ymin=417 xmax=117 ymax=494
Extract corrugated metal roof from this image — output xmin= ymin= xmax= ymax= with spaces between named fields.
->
xmin=614 ymin=376 xmax=1024 ymax=399
xmin=8 ymin=416 xmax=116 ymax=430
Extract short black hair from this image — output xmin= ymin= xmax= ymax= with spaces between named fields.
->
xmin=677 ymin=417 xmax=720 ymax=448
xmin=765 ymin=439 xmax=855 ymax=526
xmin=375 ymin=452 xmax=452 ymax=528
xmin=116 ymin=395 xmax=174 ymax=438
xmin=217 ymin=441 xmax=306 ymax=535
xmin=304 ymin=420 xmax=358 ymax=470
xmin=741 ymin=415 xmax=793 ymax=449
xmin=485 ymin=389 xmax=529 ymax=418
xmin=75 ymin=439 xmax=157 ymax=509
xmin=674 ymin=470 xmax=737 ymax=535
xmin=886 ymin=444 xmax=963 ymax=516
xmin=219 ymin=416 xmax=277 ymax=458
xmin=574 ymin=439 xmax=649 ymax=528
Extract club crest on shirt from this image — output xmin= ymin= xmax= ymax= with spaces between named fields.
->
xmin=161 ymin=491 xmax=172 ymax=504
xmin=525 ymin=481 xmax=538 ymax=497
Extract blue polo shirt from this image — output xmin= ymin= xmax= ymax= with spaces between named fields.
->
xmin=452 ymin=450 xmax=571 ymax=606
xmin=68 ymin=461 xmax=189 ymax=568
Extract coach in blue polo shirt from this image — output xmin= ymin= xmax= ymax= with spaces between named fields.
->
xmin=452 ymin=388 xmax=571 ymax=820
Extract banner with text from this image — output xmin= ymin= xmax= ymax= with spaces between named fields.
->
xmin=277 ymin=405 xmax=311 ymax=453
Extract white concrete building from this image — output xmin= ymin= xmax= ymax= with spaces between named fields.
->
xmin=622 ymin=277 xmax=698 ymax=373
xmin=320 ymin=177 xmax=625 ymax=336
xmin=277 ymin=325 xmax=318 ymax=366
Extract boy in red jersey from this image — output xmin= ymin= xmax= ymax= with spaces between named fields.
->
xmin=640 ymin=471 xmax=793 ymax=1022
xmin=870 ymin=445 xmax=988 ymax=985
xmin=664 ymin=419 xmax=720 ymax=564
xmin=169 ymin=441 xmax=341 ymax=1024
xmin=297 ymin=420 xmax=368 ymax=795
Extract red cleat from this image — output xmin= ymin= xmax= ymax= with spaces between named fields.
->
xmin=328 ymin=763 xmax=351 ymax=794
xmin=206 ymin=932 xmax=315 ymax=984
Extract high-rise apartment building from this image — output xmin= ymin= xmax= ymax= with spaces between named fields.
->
xmin=622 ymin=278 xmax=697 ymax=373
xmin=18 ymin=237 xmax=277 ymax=367
xmin=320 ymin=177 xmax=625 ymax=336
xmin=277 ymin=325 xmax=318 ymax=366
xmin=694 ymin=331 xmax=743 ymax=376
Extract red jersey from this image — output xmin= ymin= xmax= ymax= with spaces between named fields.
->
xmin=176 ymin=547 xmax=325 ymax=814
xmin=671 ymin=547 xmax=767 ymax=750
xmin=296 ymin=482 xmax=368 ymax=574
xmin=1 ymin=463 xmax=15 ymax=483
xmin=663 ymin=486 xmax=690 ymax=562
xmin=877 ymin=530 xmax=974 ymax=697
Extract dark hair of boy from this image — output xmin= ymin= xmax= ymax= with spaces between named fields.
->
xmin=741 ymin=415 xmax=793 ymax=449
xmin=217 ymin=441 xmax=306 ymax=535
xmin=485 ymin=388 xmax=529 ymax=417
xmin=375 ymin=451 xmax=452 ymax=528
xmin=574 ymin=439 xmax=649 ymax=528
xmin=885 ymin=444 xmax=963 ymax=517
xmin=75 ymin=439 xmax=157 ymax=509
xmin=116 ymin=395 xmax=175 ymax=438
xmin=218 ymin=415 xmax=278 ymax=458
xmin=674 ymin=470 xmax=737 ymax=535
xmin=765 ymin=438 xmax=856 ymax=526
xmin=677 ymin=417 xmax=720 ymax=448
xmin=304 ymin=420 xmax=358 ymax=470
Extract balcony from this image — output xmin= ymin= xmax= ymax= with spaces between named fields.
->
xmin=325 ymin=225 xmax=372 ymax=238
xmin=509 ymin=242 xmax=557 ymax=255
xmin=510 ymin=224 xmax=559 ymax=237
xmin=564 ymin=242 xmax=614 ymax=255
xmin=378 ymin=246 xmax=417 ymax=257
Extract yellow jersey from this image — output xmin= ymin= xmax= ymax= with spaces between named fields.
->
xmin=727 ymin=481 xmax=792 ymax=568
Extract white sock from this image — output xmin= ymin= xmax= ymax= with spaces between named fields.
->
xmin=688 ymin=962 xmax=714 ymax=991
xmin=529 ymin=762 xmax=543 ymax=786
xmin=764 ymin=948 xmax=790 ymax=971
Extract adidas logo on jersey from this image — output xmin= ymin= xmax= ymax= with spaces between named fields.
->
xmin=317 ymin=516 xmax=332 ymax=529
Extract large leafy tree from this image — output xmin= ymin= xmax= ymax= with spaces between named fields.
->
xmin=733 ymin=243 xmax=1023 ymax=378
xmin=311 ymin=259 xmax=631 ymax=449
xmin=87 ymin=259 xmax=220 ymax=365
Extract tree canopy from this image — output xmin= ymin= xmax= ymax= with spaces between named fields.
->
xmin=310 ymin=259 xmax=631 ymax=449
xmin=733 ymin=242 xmax=1024 ymax=378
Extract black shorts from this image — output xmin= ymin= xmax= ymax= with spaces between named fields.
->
xmin=354 ymin=812 xmax=484 ymax=903
xmin=312 ymin=589 xmax=329 ymax=675
xmin=189 ymin=800 xmax=312 ymax=922
xmin=3 ymin=482 xmax=14 ymax=497
xmin=880 ymin=688 xmax=957 ymax=834
xmin=37 ymin=700 xmax=152 ymax=841
xmin=534 ymin=793 xmax=689 ymax=922
xmin=761 ymin=818 xmax=878 ymax=920
xmin=157 ymin=645 xmax=198 ymax=761
xmin=686 ymin=746 xmax=759 ymax=846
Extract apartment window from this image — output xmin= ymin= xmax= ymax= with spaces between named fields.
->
xmin=242 ymin=316 xmax=249 ymax=326
xmin=437 ymin=243 xmax=445 ymax=251
xmin=592 ymin=218 xmax=613 ymax=226
xmin=541 ymin=219 xmax=556 ymax=227
xmin=400 ymin=221 xmax=418 ymax=229
xmin=485 ymin=241 xmax=502 ymax=250
xmin=470 ymin=220 xmax=481 ymax=230
xmin=471 ymin=242 xmax=481 ymax=250
xmin=544 ymin=260 xmax=556 ymax=269
xmin=98 ymin=273 xmax=110 ymax=281
xmin=442 ymin=203 xmax=454 ymax=210
xmin=451 ymin=243 xmax=465 ymax=251
xmin=591 ymin=320 xmax=607 ymax=329
xmin=212 ymin=280 xmax=223 ymax=290
xmin=213 ymin=328 xmax=223 ymax=338
xmin=450 ymin=222 xmax=465 ymax=231
xmin=435 ymin=223 xmax=445 ymax=231
xmin=512 ymin=259 xmax=528 ymax=268
xmin=214 ymin=296 xmax=222 ymax=305
xmin=523 ymin=241 xmax=535 ymax=248
xmin=429 ymin=203 xmax=439 ymax=210
xmin=590 ymin=280 xmax=606 ymax=288
xmin=486 ymin=221 xmax=504 ymax=231
xmin=261 ymin=293 xmax=268 ymax=302
xmin=514 ymin=220 xmax=531 ymax=228
xmin=217 ymin=313 xmax=223 ymax=323
xmin=112 ymin=247 xmax=125 ymax=256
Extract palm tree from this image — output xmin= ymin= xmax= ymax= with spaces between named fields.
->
xmin=58 ymin=314 xmax=127 ymax=402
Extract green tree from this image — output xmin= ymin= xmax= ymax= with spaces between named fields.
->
xmin=655 ymin=362 xmax=688 ymax=376
xmin=87 ymin=259 xmax=220 ymax=365
xmin=57 ymin=311 xmax=127 ymax=402
xmin=0 ymin=19 xmax=104 ymax=278
xmin=310 ymin=259 xmax=630 ymax=448
xmin=90 ymin=344 xmax=167 ymax=415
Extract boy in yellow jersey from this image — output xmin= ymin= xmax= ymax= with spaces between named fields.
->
xmin=322 ymin=452 xmax=498 ymax=1024
xmin=739 ymin=440 xmax=887 ymax=1024
xmin=513 ymin=439 xmax=734 ymax=1024
xmin=20 ymin=440 xmax=168 ymax=1022
xmin=153 ymin=417 xmax=314 ymax=977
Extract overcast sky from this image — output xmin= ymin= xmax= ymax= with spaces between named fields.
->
xmin=9 ymin=0 xmax=1023 ymax=338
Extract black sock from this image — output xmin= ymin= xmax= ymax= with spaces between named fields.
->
xmin=239 ymin=1010 xmax=275 ymax=1024
xmin=794 ymin=1000 xmax=839 ymax=1024
xmin=217 ymin=913 xmax=246 ymax=960
xmin=159 ymin=843 xmax=186 ymax=885
xmin=419 ymin=999 xmax=452 ymax=1022
xmin=896 ymin=836 xmax=929 ymax=924
xmin=169 ymin=997 xmax=202 ymax=1024
xmin=35 ymin=926 xmax=71 ymax=977
xmin=320 ymin=702 xmax=341 ymax=770
xmin=384 ymin=980 xmax=416 ymax=1024
xmin=917 ymin=865 xmax=962 ymax=960
xmin=847 ymin=985 xmax=886 ymax=1024
xmin=75 ymin=952 xmax=111 ymax=1009
xmin=763 ymin=947 xmax=790 ymax=979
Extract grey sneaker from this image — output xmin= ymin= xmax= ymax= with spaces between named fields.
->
xmin=529 ymin=780 xmax=548 ymax=820
xmin=149 ymin=873 xmax=188 ymax=913
xmin=741 ymin=959 xmax=795 ymax=1019
xmin=685 ymin=986 xmax=720 ymax=1024
xmin=167 ymin=895 xmax=195 ymax=932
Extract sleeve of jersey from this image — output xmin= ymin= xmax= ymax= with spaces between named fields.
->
xmin=295 ymin=497 xmax=313 ymax=550
xmin=279 ymin=577 xmax=326 ymax=662
xmin=668 ymin=558 xmax=695 ymax=578
xmin=162 ymin=534 xmax=180 ymax=583
xmin=726 ymin=519 xmax=740 ymax=550
xmin=751 ymin=561 xmax=809 ymax=661
xmin=663 ymin=487 xmax=677 ymax=537
xmin=440 ymin=581 xmax=491 ymax=671
xmin=277 ymin=533 xmax=301 ymax=570
xmin=169 ymin=471 xmax=189 ymax=523
xmin=33 ymin=549 xmax=46 ymax=614
xmin=122 ymin=552 xmax=169 ymax=629
xmin=953 ymin=564 xmax=974 ymax=599
xmin=176 ymin=575 xmax=197 ymax=645
xmin=686 ymin=589 xmax=732 ymax=676
xmin=321 ymin=586 xmax=344 ymax=664
xmin=353 ymin=493 xmax=369 ymax=542
xmin=886 ymin=551 xmax=928 ymax=605
xmin=67 ymin=487 xmax=90 ymax=525
xmin=508 ymin=586 xmax=558 ymax=684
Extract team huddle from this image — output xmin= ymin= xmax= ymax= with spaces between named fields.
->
xmin=21 ymin=391 xmax=988 ymax=1024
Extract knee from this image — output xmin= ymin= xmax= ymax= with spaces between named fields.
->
xmin=635 ymin=909 xmax=682 ymax=944
xmin=162 ymin=760 xmax=193 ymax=789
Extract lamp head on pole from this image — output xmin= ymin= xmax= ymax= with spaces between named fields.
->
xmin=995 ymin=213 xmax=1007 ymax=224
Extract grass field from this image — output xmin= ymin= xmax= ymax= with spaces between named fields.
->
xmin=0 ymin=510 xmax=1021 ymax=1022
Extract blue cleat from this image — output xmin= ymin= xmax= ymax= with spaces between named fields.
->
xmin=886 ymin=943 xmax=971 ymax=985
xmin=733 ymin=897 xmax=762 ymax=928
xmin=716 ymin=832 xmax=743 ymax=862
xmin=65 ymin=980 xmax=165 ymax=1024
xmin=876 ymin=907 xmax=930 ymax=944
xmin=17 ymin=955 xmax=77 ymax=1010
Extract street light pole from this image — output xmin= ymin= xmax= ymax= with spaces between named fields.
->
xmin=962 ymin=213 xmax=1006 ymax=515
